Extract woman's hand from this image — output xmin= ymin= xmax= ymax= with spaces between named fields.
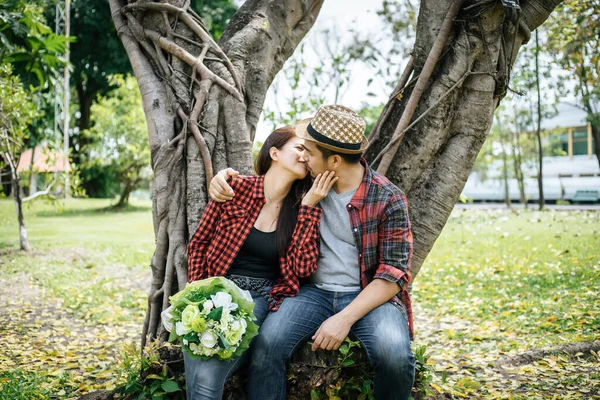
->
xmin=301 ymin=171 xmax=338 ymax=207
xmin=209 ymin=168 xmax=239 ymax=202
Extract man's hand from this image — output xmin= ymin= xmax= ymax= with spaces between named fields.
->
xmin=311 ymin=313 xmax=352 ymax=351
xmin=209 ymin=168 xmax=239 ymax=202
xmin=301 ymin=171 xmax=338 ymax=207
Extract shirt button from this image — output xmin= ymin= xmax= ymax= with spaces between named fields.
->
xmin=347 ymin=205 xmax=352 ymax=209
xmin=353 ymin=228 xmax=358 ymax=232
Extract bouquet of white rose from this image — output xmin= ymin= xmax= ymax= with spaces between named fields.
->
xmin=161 ymin=276 xmax=260 ymax=360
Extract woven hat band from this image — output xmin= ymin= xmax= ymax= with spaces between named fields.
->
xmin=307 ymin=123 xmax=362 ymax=151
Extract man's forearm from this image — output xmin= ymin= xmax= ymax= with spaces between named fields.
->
xmin=338 ymin=278 xmax=401 ymax=324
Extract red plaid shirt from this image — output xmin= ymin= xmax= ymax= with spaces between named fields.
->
xmin=187 ymin=175 xmax=322 ymax=310
xmin=349 ymin=159 xmax=414 ymax=339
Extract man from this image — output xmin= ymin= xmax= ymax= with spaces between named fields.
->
xmin=209 ymin=105 xmax=415 ymax=400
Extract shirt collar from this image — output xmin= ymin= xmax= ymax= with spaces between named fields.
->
xmin=349 ymin=158 xmax=372 ymax=210
xmin=252 ymin=175 xmax=266 ymax=200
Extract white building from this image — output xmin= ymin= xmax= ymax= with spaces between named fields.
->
xmin=463 ymin=103 xmax=600 ymax=202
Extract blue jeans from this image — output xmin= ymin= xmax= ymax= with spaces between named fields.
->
xmin=247 ymin=285 xmax=415 ymax=400
xmin=183 ymin=288 xmax=270 ymax=400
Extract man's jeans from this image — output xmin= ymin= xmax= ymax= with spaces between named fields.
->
xmin=183 ymin=288 xmax=270 ymax=400
xmin=248 ymin=284 xmax=415 ymax=400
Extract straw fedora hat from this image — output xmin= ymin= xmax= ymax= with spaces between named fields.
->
xmin=295 ymin=105 xmax=368 ymax=154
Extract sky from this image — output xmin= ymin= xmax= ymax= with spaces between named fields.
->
xmin=242 ymin=0 xmax=579 ymax=142
xmin=252 ymin=0 xmax=396 ymax=142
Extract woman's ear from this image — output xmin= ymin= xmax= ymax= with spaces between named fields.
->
xmin=269 ymin=146 xmax=279 ymax=161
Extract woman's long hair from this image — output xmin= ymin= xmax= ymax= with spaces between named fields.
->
xmin=255 ymin=127 xmax=312 ymax=256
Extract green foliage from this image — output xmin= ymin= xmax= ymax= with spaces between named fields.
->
xmin=0 ymin=64 xmax=38 ymax=150
xmin=191 ymin=0 xmax=237 ymax=41
xmin=547 ymin=0 xmax=600 ymax=115
xmin=85 ymin=74 xmax=150 ymax=204
xmin=114 ymin=341 xmax=184 ymax=400
xmin=0 ymin=0 xmax=69 ymax=89
xmin=308 ymin=338 xmax=375 ymax=400
xmin=0 ymin=369 xmax=56 ymax=399
xmin=411 ymin=344 xmax=434 ymax=398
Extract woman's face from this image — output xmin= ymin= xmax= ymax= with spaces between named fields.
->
xmin=272 ymin=137 xmax=308 ymax=179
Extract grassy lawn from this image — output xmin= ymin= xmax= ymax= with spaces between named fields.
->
xmin=413 ymin=208 xmax=600 ymax=399
xmin=0 ymin=198 xmax=598 ymax=399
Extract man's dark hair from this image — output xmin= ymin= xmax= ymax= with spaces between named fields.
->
xmin=316 ymin=144 xmax=362 ymax=164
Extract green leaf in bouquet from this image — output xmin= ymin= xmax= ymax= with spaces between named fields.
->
xmin=232 ymin=317 xmax=260 ymax=358
xmin=207 ymin=306 xmax=223 ymax=321
xmin=168 ymin=329 xmax=179 ymax=343
xmin=183 ymin=332 xmax=199 ymax=343
xmin=217 ymin=331 xmax=232 ymax=350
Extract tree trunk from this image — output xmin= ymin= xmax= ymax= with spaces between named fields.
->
xmin=111 ymin=0 xmax=563 ymax=345
xmin=534 ymin=30 xmax=544 ymax=210
xmin=116 ymin=180 xmax=133 ymax=207
xmin=5 ymin=153 xmax=30 ymax=251
xmin=73 ymin=82 xmax=95 ymax=166
xmin=364 ymin=0 xmax=561 ymax=275
xmin=110 ymin=0 xmax=324 ymax=345
xmin=498 ymin=121 xmax=511 ymax=208
xmin=591 ymin=121 xmax=600 ymax=169
xmin=511 ymin=124 xmax=526 ymax=205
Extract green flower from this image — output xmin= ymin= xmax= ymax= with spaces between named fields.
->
xmin=181 ymin=304 xmax=200 ymax=328
xmin=190 ymin=315 xmax=207 ymax=332
xmin=218 ymin=348 xmax=235 ymax=359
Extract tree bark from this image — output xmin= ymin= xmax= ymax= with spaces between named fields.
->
xmin=111 ymin=0 xmax=563 ymax=345
xmin=589 ymin=121 xmax=600 ymax=169
xmin=110 ymin=0 xmax=324 ymax=345
xmin=364 ymin=0 xmax=562 ymax=276
xmin=534 ymin=30 xmax=544 ymax=210
xmin=4 ymin=152 xmax=30 ymax=251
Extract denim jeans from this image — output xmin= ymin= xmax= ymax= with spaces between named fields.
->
xmin=247 ymin=284 xmax=415 ymax=400
xmin=183 ymin=287 xmax=270 ymax=400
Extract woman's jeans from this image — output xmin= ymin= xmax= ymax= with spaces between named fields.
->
xmin=247 ymin=284 xmax=415 ymax=400
xmin=183 ymin=286 xmax=270 ymax=400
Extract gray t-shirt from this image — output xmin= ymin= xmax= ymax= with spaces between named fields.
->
xmin=310 ymin=187 xmax=361 ymax=292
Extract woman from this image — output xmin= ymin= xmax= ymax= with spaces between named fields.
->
xmin=185 ymin=127 xmax=337 ymax=399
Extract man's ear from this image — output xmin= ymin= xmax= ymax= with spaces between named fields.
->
xmin=331 ymin=154 xmax=343 ymax=169
xmin=269 ymin=146 xmax=279 ymax=161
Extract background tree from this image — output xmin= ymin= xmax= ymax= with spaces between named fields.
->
xmin=0 ymin=64 xmax=39 ymax=251
xmin=42 ymin=0 xmax=237 ymax=194
xmin=547 ymin=0 xmax=600 ymax=167
xmin=86 ymin=74 xmax=150 ymax=207
xmin=109 ymin=0 xmax=563 ymax=345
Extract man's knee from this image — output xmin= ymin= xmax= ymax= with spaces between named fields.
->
xmin=369 ymin=335 xmax=415 ymax=375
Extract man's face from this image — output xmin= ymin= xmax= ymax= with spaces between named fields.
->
xmin=301 ymin=141 xmax=329 ymax=178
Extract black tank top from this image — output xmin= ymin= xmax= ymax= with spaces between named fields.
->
xmin=227 ymin=227 xmax=280 ymax=279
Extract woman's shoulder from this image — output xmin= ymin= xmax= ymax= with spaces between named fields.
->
xmin=230 ymin=175 xmax=258 ymax=190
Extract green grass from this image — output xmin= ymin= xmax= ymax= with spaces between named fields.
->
xmin=0 ymin=199 xmax=598 ymax=399
xmin=413 ymin=208 xmax=600 ymax=398
xmin=0 ymin=198 xmax=154 ymax=251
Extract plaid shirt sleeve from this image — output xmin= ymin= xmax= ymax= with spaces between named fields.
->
xmin=283 ymin=204 xmax=322 ymax=278
xmin=187 ymin=199 xmax=222 ymax=283
xmin=375 ymin=192 xmax=413 ymax=289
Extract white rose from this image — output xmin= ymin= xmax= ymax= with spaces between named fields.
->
xmin=230 ymin=320 xmax=241 ymax=332
xmin=203 ymin=300 xmax=214 ymax=313
xmin=176 ymin=321 xmax=191 ymax=336
xmin=200 ymin=330 xmax=218 ymax=348
xmin=220 ymin=308 xmax=231 ymax=324
xmin=211 ymin=292 xmax=233 ymax=310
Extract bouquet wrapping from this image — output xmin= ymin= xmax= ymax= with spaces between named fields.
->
xmin=161 ymin=276 xmax=259 ymax=360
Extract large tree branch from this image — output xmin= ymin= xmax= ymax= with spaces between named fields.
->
xmin=219 ymin=0 xmax=324 ymax=136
